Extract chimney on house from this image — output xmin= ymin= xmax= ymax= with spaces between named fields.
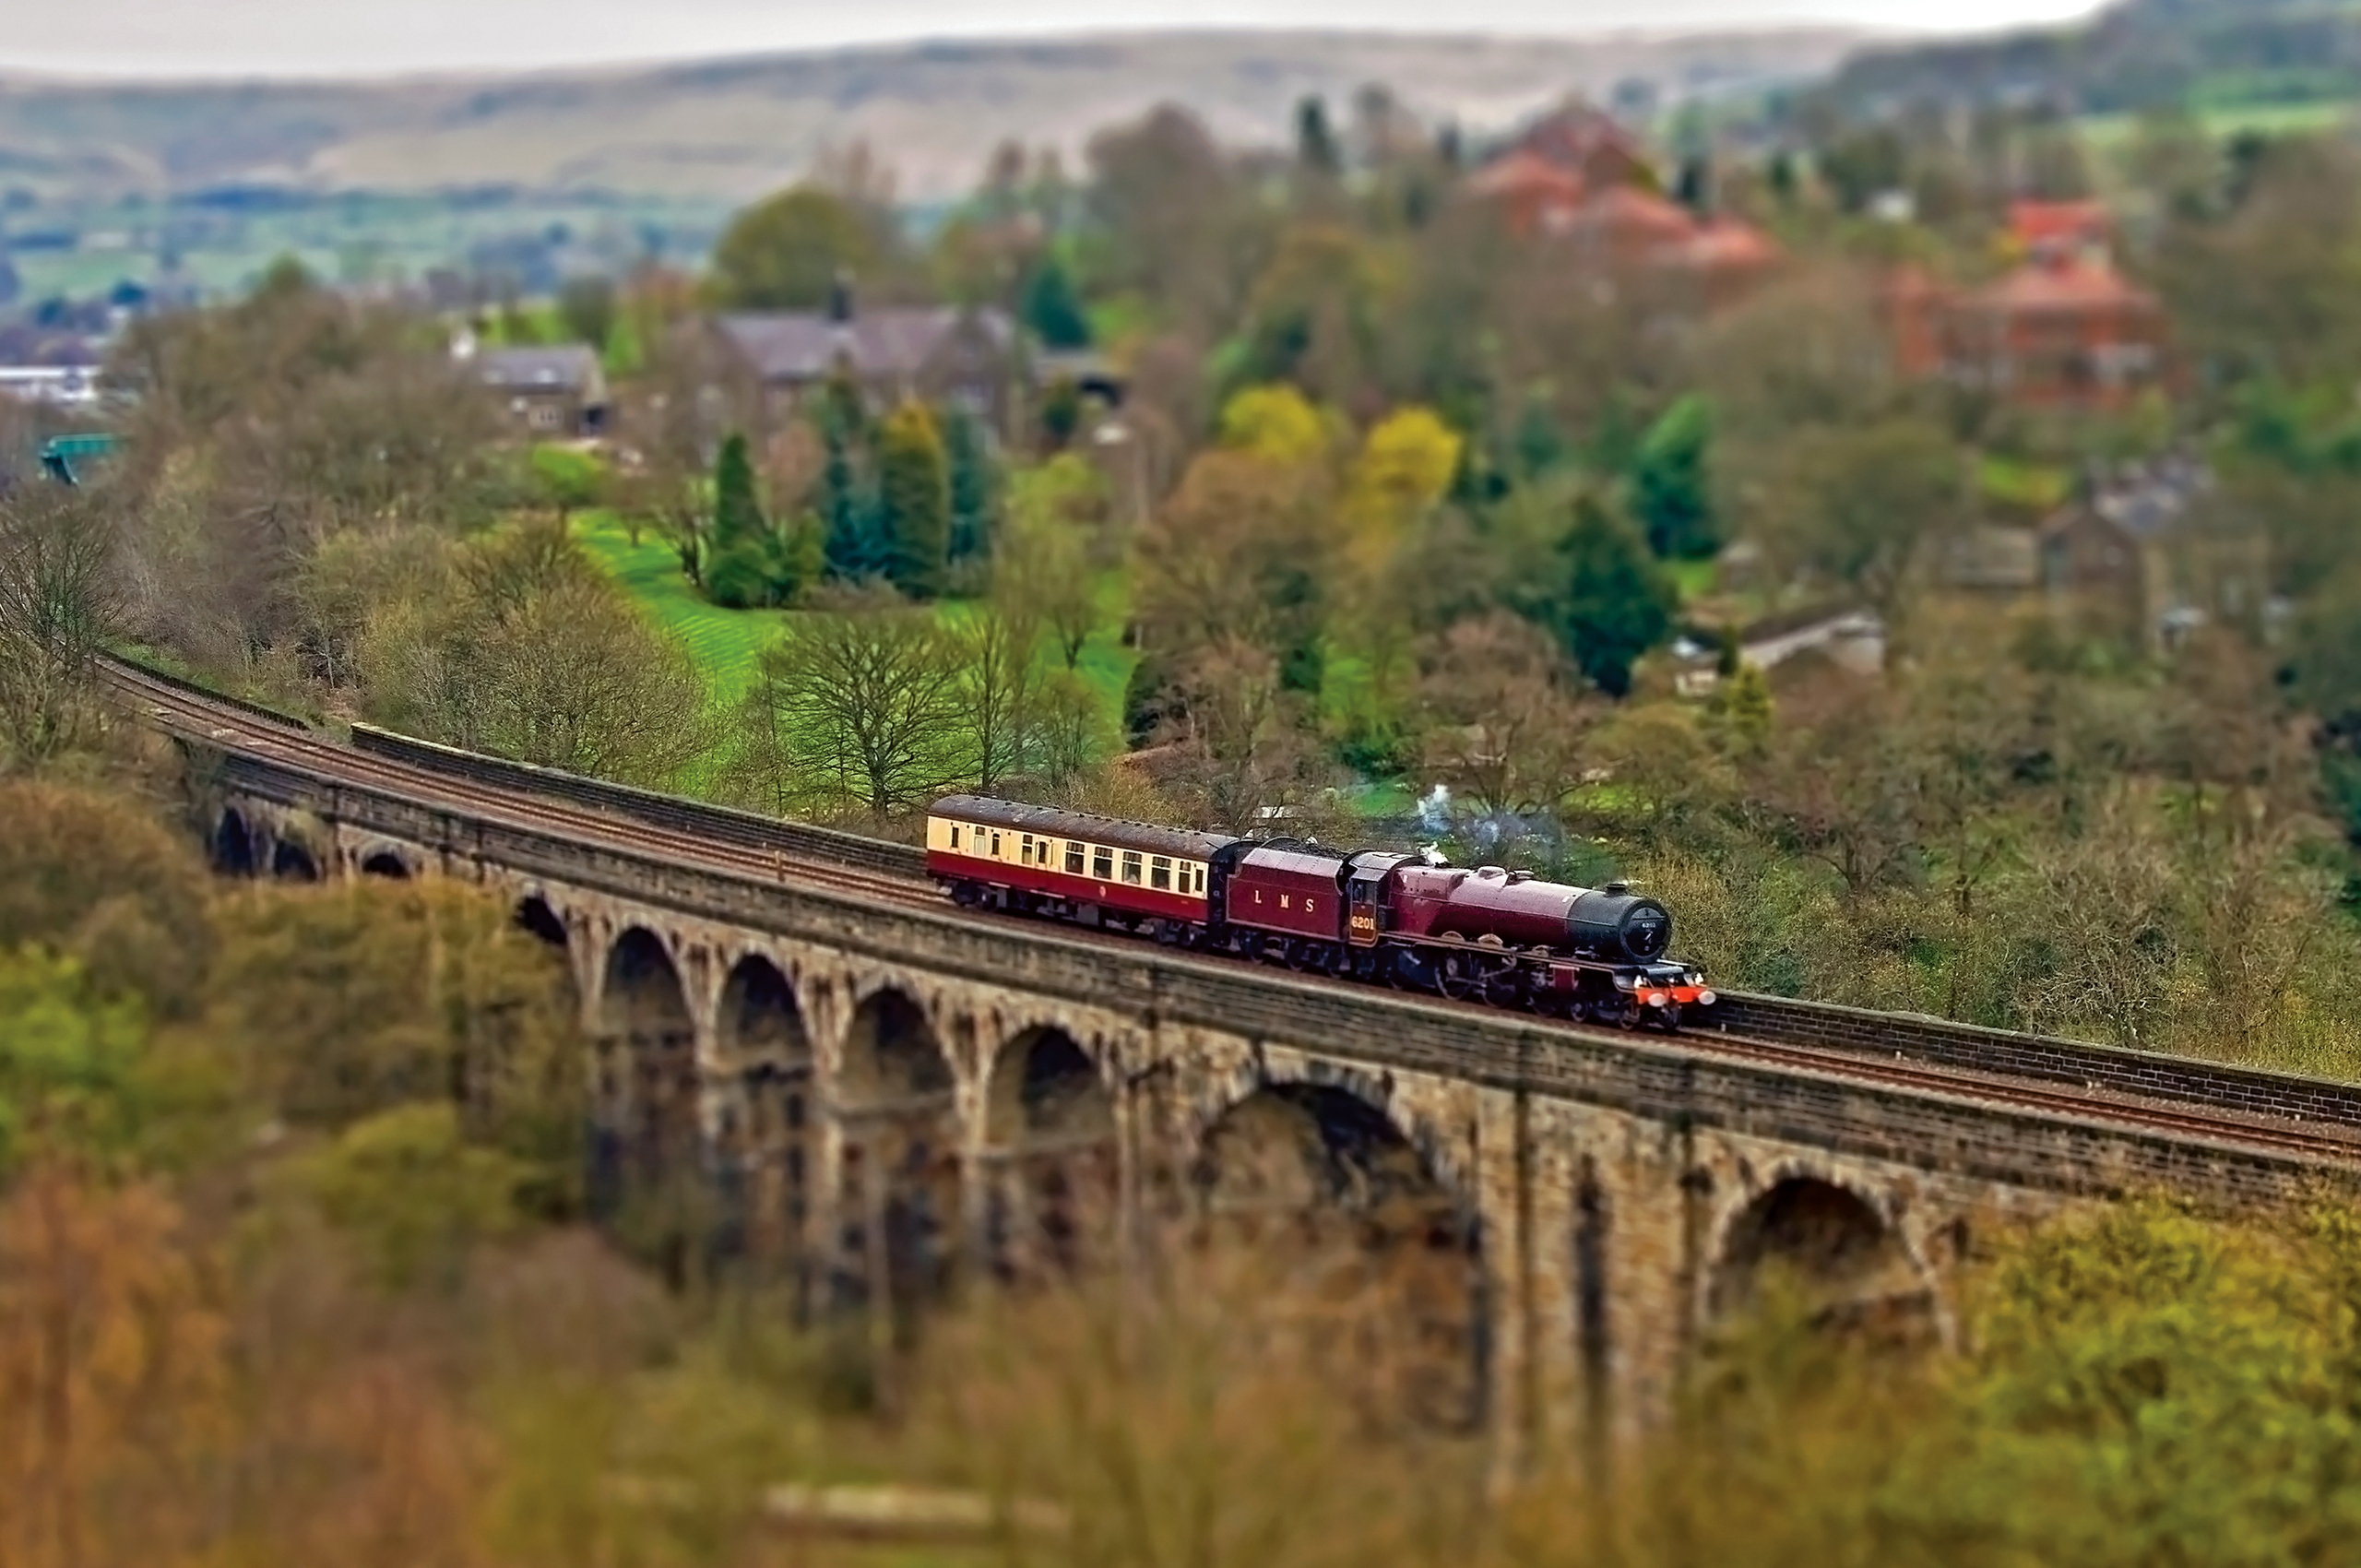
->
xmin=828 ymin=267 xmax=855 ymax=324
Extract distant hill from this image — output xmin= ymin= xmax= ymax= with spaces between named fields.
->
xmin=0 ymin=28 xmax=1873 ymax=206
xmin=1823 ymin=0 xmax=2361 ymax=118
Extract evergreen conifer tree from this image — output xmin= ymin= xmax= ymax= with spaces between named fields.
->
xmin=1628 ymin=396 xmax=1718 ymax=560
xmin=878 ymin=402 xmax=952 ymax=599
xmin=1538 ymin=494 xmax=1676 ymax=697
xmin=1018 ymin=256 xmax=1092 ymax=350
xmin=711 ymin=433 xmax=764 ymax=550
xmin=943 ymin=408 xmax=999 ymax=561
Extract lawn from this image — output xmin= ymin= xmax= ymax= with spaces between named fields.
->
xmin=575 ymin=512 xmax=795 ymax=707
xmin=2081 ymin=97 xmax=2359 ymax=148
xmin=575 ymin=511 xmax=1141 ymax=751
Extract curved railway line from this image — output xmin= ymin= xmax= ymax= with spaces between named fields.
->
xmin=103 ymin=656 xmax=2361 ymax=1173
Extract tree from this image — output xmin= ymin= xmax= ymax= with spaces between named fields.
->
xmin=0 ymin=485 xmax=121 ymax=767
xmin=1417 ymin=612 xmax=1598 ymax=818
xmin=1133 ymin=449 xmax=1335 ymax=695
xmin=1629 ymin=395 xmax=1717 ymax=560
xmin=1038 ymin=376 xmax=1083 ymax=453
xmin=818 ymin=377 xmax=884 ymax=581
xmin=207 ymin=879 xmax=585 ymax=1182
xmin=557 ymin=275 xmax=618 ymax=350
xmin=943 ymin=406 xmax=1000 ymax=562
xmin=707 ymin=185 xmax=897 ymax=311
xmin=1526 ymin=494 xmax=1674 ymax=698
xmin=959 ymin=593 xmax=1041 ymax=794
xmin=877 ymin=402 xmax=951 ymax=599
xmin=1296 ymin=95 xmax=1342 ymax=178
xmin=730 ymin=585 xmax=967 ymax=817
xmin=711 ymin=432 xmax=765 ymax=552
xmin=1018 ymin=255 xmax=1092 ymax=350
xmin=1086 ymin=105 xmax=1252 ymax=336
xmin=1344 ymin=407 xmax=1460 ymax=557
xmin=997 ymin=457 xmax=1106 ymax=671
xmin=1745 ymin=416 xmax=1964 ymax=628
xmin=1217 ymin=384 xmax=1330 ymax=466
xmin=528 ymin=443 xmax=606 ymax=528
xmin=0 ymin=779 xmax=214 ymax=1017
xmin=360 ymin=528 xmax=714 ymax=790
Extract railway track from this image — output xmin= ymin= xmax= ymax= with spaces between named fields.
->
xmin=104 ymin=657 xmax=2361 ymax=1171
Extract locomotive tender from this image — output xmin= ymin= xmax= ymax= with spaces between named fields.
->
xmin=924 ymin=795 xmax=1714 ymax=1030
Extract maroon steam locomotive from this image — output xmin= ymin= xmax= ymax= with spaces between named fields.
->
xmin=924 ymin=795 xmax=1714 ymax=1030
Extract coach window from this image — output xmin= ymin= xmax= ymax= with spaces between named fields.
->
xmin=1021 ymin=834 xmax=1035 ymax=864
xmin=991 ymin=832 xmax=1003 ymax=859
xmin=1193 ymin=866 xmax=1206 ymax=894
xmin=1064 ymin=841 xmax=1085 ymax=875
xmin=1121 ymin=850 xmax=1143 ymax=885
xmin=949 ymin=825 xmax=962 ymax=850
xmin=1093 ymin=845 xmax=1114 ymax=881
xmin=1151 ymin=856 xmax=1171 ymax=891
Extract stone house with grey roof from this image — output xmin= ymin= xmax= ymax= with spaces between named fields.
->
xmin=469 ymin=342 xmax=608 ymax=439
xmin=2040 ymin=457 xmax=2260 ymax=653
xmin=711 ymin=292 xmax=1027 ymax=443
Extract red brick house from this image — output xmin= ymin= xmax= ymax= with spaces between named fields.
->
xmin=1510 ymin=101 xmax=1658 ymax=191
xmin=1464 ymin=151 xmax=1586 ymax=237
xmin=1464 ymin=102 xmax=1781 ymax=315
xmin=1948 ymin=254 xmax=2169 ymax=410
xmin=1880 ymin=200 xmax=2171 ymax=410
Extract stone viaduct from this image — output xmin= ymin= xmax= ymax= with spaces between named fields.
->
xmin=179 ymin=721 xmax=2345 ymax=1462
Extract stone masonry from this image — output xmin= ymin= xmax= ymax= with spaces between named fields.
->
xmin=196 ymin=762 xmax=2323 ymax=1467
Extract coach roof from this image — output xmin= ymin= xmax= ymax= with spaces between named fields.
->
xmin=930 ymin=796 xmax=1238 ymax=861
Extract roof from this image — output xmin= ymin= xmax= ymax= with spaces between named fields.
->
xmin=1963 ymin=256 xmax=2160 ymax=317
xmin=2010 ymin=199 xmax=2111 ymax=249
xmin=1670 ymin=218 xmax=1780 ymax=271
xmin=1513 ymin=101 xmax=1652 ymax=177
xmin=475 ymin=343 xmax=601 ymax=394
xmin=2041 ymin=457 xmax=2213 ymax=545
xmin=1563 ymin=185 xmax=1700 ymax=247
xmin=929 ymin=795 xmax=1238 ymax=861
xmin=1467 ymin=150 xmax=1585 ymax=205
xmin=718 ymin=306 xmax=1014 ymax=383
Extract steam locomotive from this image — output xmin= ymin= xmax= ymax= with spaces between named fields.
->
xmin=925 ymin=795 xmax=1714 ymax=1029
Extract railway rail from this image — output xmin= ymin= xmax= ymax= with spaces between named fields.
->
xmin=102 ymin=654 xmax=2361 ymax=1174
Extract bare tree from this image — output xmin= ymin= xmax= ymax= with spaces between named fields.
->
xmin=959 ymin=595 xmax=1041 ymax=796
xmin=1415 ymin=612 xmax=1598 ymax=819
xmin=0 ymin=488 xmax=123 ymax=767
xmin=733 ymin=585 xmax=968 ymax=817
xmin=358 ymin=526 xmax=712 ymax=790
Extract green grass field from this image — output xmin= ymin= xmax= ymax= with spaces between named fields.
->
xmin=575 ymin=512 xmax=791 ymax=707
xmin=575 ymin=511 xmax=1141 ymax=757
xmin=2081 ymin=98 xmax=2359 ymax=148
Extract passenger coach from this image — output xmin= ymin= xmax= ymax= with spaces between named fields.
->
xmin=925 ymin=795 xmax=1236 ymax=937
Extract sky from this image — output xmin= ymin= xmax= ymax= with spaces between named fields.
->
xmin=5 ymin=0 xmax=2112 ymax=80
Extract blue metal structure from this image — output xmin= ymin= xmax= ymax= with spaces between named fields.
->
xmin=39 ymin=434 xmax=115 ymax=485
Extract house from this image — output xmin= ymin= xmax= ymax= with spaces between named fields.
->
xmin=2039 ymin=457 xmax=2254 ymax=652
xmin=1934 ymin=525 xmax=2041 ymax=596
xmin=1465 ymin=107 xmax=1779 ymax=312
xmin=469 ymin=342 xmax=608 ymax=438
xmin=711 ymin=289 xmax=1026 ymax=442
xmin=1880 ymin=200 xmax=2171 ymax=411
xmin=1947 ymin=254 xmax=2169 ymax=411
xmin=1508 ymin=101 xmax=1658 ymax=191
xmin=1464 ymin=151 xmax=1588 ymax=237
xmin=2007 ymin=199 xmax=2112 ymax=261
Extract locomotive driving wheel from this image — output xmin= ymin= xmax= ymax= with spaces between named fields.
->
xmin=1436 ymin=936 xmax=1479 ymax=1000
